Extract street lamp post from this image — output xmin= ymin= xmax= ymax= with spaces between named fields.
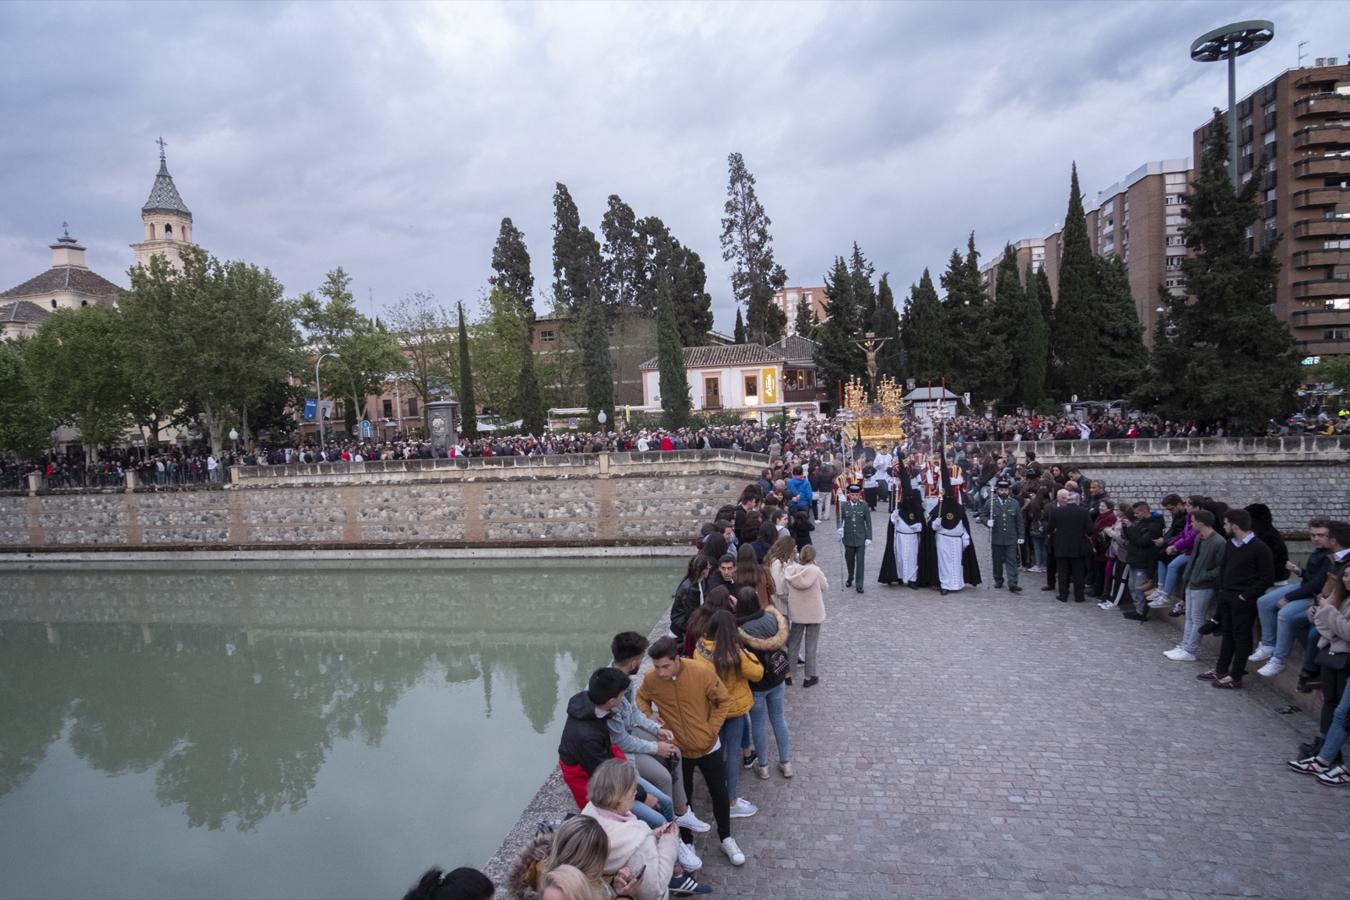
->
xmin=228 ymin=428 xmax=239 ymax=454
xmin=316 ymin=352 xmax=340 ymax=457
xmin=1190 ymin=20 xmax=1274 ymax=188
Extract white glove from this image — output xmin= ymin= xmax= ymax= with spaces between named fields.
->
xmin=986 ymin=520 xmax=993 ymax=528
xmin=865 ymin=539 xmax=872 ymax=547
xmin=1017 ymin=539 xmax=1025 ymax=545
xmin=837 ymin=528 xmax=844 ymax=539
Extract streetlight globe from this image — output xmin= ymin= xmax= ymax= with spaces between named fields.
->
xmin=597 ymin=410 xmax=608 ymax=425
xmin=229 ymin=428 xmax=239 ymax=441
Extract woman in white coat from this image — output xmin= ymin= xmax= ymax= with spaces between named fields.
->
xmin=581 ymin=759 xmax=706 ymax=899
xmin=783 ymin=545 xmax=829 ymax=688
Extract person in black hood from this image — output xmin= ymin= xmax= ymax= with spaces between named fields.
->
xmin=928 ymin=489 xmax=982 ymax=595
xmin=880 ymin=459 xmax=926 ymax=588
xmin=1245 ymin=503 xmax=1289 ymax=574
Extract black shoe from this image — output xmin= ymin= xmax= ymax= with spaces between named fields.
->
xmin=994 ymin=583 xmax=1004 ymax=589
xmin=797 ymin=656 xmax=806 ymax=665
xmin=784 ymin=675 xmax=793 ymax=686
xmin=940 ymin=588 xmax=949 ymax=596
xmin=845 ymin=579 xmax=852 ymax=588
xmin=1009 ymin=586 xmax=1022 ymax=593
xmin=1041 ymin=585 xmax=1055 ymax=592
xmin=907 ymin=581 xmax=919 ymax=589
xmin=802 ymin=676 xmax=819 ymax=688
xmin=1122 ymin=610 xmax=1148 ymax=621
xmin=669 ymin=872 xmax=712 ymax=896
xmin=1297 ymin=675 xmax=1321 ymax=693
xmin=1199 ymin=618 xmax=1220 ymax=635
xmin=1057 ymin=596 xmax=1068 ymax=603
xmin=856 ymin=585 xmax=863 ymax=594
xmin=1073 ymin=597 xmax=1086 ymax=603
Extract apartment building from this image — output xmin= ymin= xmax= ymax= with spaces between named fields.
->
xmin=978 ymin=238 xmax=1046 ymax=301
xmin=772 ymin=286 xmax=829 ymax=335
xmin=1193 ymin=58 xmax=1350 ymax=359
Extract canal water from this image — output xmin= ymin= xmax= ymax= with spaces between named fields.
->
xmin=0 ymin=559 xmax=675 ymax=900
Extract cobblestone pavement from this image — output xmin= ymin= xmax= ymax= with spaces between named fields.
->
xmin=688 ymin=507 xmax=1350 ymax=900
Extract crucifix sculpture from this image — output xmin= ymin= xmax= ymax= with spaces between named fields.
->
xmin=852 ymin=331 xmax=892 ymax=394
xmin=156 ymin=136 xmax=167 ymax=159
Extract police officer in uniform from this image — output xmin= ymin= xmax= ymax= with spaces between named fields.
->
xmin=986 ymin=477 xmax=1025 ymax=593
xmin=838 ymin=483 xmax=873 ymax=594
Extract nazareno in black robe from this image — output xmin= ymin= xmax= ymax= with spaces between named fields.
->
xmin=879 ymin=484 xmax=927 ymax=585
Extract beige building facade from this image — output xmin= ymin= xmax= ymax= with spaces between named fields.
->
xmin=773 ymin=286 xmax=829 ymax=335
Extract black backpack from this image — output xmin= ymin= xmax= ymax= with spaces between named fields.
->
xmin=750 ymin=647 xmax=790 ymax=691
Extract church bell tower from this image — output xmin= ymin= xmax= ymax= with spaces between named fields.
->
xmin=131 ymin=137 xmax=195 ymax=269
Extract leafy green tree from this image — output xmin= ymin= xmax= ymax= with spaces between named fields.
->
xmin=1050 ymin=164 xmax=1098 ymax=397
xmin=298 ymin=268 xmax=406 ymax=437
xmin=469 ymin=288 xmax=541 ymax=423
xmin=578 ymin=285 xmax=614 ymax=419
xmin=901 ymin=269 xmax=947 ymax=383
xmin=456 ymin=301 xmax=478 ymax=438
xmin=720 ymin=152 xmax=787 ymax=344
xmin=654 ymin=267 xmax=691 ymax=428
xmin=849 ymin=244 xmax=877 ymax=333
xmin=1091 ymin=256 xmax=1148 ymax=398
xmin=814 ymin=256 xmax=865 ymax=394
xmin=490 ymin=218 xmax=547 ymax=433
xmin=1311 ymin=355 xmax=1350 ymax=394
xmin=600 ymin=195 xmax=644 ymax=314
xmin=489 ymin=217 xmax=535 ymax=313
xmin=1133 ymin=112 xmax=1298 ymax=427
xmin=123 ymin=249 xmax=301 ymax=456
xmin=733 ymin=308 xmax=746 ymax=343
xmin=872 ymin=273 xmax=903 ymax=380
xmin=1017 ymin=262 xmax=1049 ymax=407
xmin=0 ymin=339 xmax=54 ymax=458
xmin=26 ymin=307 xmax=132 ymax=458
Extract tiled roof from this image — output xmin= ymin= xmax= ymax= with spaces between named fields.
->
xmin=640 ymin=343 xmax=785 ymax=370
xmin=0 ymin=300 xmax=52 ymax=325
xmin=768 ymin=333 xmax=818 ymax=364
xmin=143 ymin=157 xmax=193 ymax=219
xmin=0 ymin=266 xmax=122 ymax=301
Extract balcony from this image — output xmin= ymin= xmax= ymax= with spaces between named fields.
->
xmin=783 ymin=387 xmax=829 ymax=404
xmin=1293 ymin=248 xmax=1350 ymax=268
xmin=1296 ymin=338 xmax=1350 ymax=356
xmin=1293 ymin=218 xmax=1350 ymax=239
xmin=1292 ymin=309 xmax=1350 ymax=328
xmin=1294 ymin=124 xmax=1350 ymax=149
xmin=1294 ymin=278 xmax=1350 ymax=300
xmin=1293 ymin=187 xmax=1349 ymax=209
xmin=1293 ymin=156 xmax=1350 ymax=179
xmin=1294 ymin=93 xmax=1350 ymax=119
xmin=1295 ymin=68 xmax=1349 ymax=90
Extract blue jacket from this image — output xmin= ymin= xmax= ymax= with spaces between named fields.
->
xmin=786 ymin=475 xmax=813 ymax=511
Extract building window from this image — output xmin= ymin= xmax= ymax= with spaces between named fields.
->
xmin=1326 ymin=329 xmax=1350 ymax=341
xmin=1166 ymin=257 xmax=1185 ymax=271
xmin=1166 ymin=172 xmax=1187 ymax=185
xmin=1166 ymin=194 xmax=1183 ymax=205
xmin=744 ymin=374 xmax=758 ymax=404
xmin=539 ymin=329 xmax=555 ymax=343
xmin=407 ymin=398 xmax=418 ymax=418
xmin=1167 ymin=235 xmax=1185 ymax=246
xmin=1322 ymin=298 xmax=1350 ymax=310
xmin=1166 ymin=214 xmax=1183 ymax=226
xmin=382 ymin=399 xmax=393 ymax=419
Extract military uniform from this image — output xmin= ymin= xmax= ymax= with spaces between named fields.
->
xmin=987 ymin=488 xmax=1025 ymax=590
xmin=839 ymin=491 xmax=873 ymax=593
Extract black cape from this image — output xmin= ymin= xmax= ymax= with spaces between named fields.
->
xmin=880 ymin=487 xmax=925 ymax=586
xmin=928 ymin=497 xmax=982 ymax=587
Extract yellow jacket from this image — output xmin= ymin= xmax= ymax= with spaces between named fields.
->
xmin=635 ymin=654 xmax=730 ymax=757
xmin=696 ymin=639 xmax=763 ymax=718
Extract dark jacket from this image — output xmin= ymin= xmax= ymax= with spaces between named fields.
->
xmin=1182 ymin=531 xmax=1227 ymax=589
xmin=750 ymin=539 xmax=772 ymax=564
xmin=1218 ymin=535 xmax=1275 ymax=601
xmin=669 ymin=576 xmax=703 ymax=641
xmin=1046 ymin=503 xmax=1094 ymax=558
xmin=1125 ymin=514 xmax=1165 ymax=568
xmin=558 ymin=690 xmax=617 ymax=775
xmin=1287 ymin=547 xmax=1333 ymax=603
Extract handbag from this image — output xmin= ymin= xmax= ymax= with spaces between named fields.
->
xmin=1318 ymin=650 xmax=1348 ymax=672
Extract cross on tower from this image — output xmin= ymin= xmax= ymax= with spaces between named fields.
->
xmin=61 ymin=221 xmax=69 ymax=237
xmin=156 ymin=136 xmax=167 ymax=160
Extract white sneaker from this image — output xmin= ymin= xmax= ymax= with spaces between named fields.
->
xmin=673 ymin=809 xmax=711 ymax=833
xmin=1164 ymin=648 xmax=1197 ymax=661
xmin=1147 ymin=595 xmax=1170 ymax=609
xmin=728 ymin=797 xmax=758 ymax=818
xmin=676 ymin=840 xmax=702 ymax=872
xmin=1257 ymin=659 xmax=1286 ymax=678
xmin=721 ymin=836 xmax=746 ymax=866
xmin=1248 ymin=644 xmax=1275 ymax=663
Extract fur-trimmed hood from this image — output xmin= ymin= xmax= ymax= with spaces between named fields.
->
xmin=738 ymin=606 xmax=788 ymax=652
xmin=504 ymin=832 xmax=551 ymax=900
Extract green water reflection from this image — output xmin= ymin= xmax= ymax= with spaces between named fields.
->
xmin=0 ymin=559 xmax=673 ymax=900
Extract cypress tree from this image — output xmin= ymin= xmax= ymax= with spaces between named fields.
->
xmin=1036 ymin=266 xmax=1053 ymax=326
xmin=456 ymin=301 xmax=478 ymax=439
xmin=654 ymin=268 xmax=691 ymax=428
xmin=1133 ymin=111 xmax=1298 ymax=426
xmin=1018 ymin=262 xmax=1049 ymax=407
xmin=1051 ymin=163 xmax=1098 ymax=397
xmin=990 ymin=244 xmax=1027 ymax=403
xmin=733 ymin=308 xmax=746 ymax=343
xmin=814 ymin=256 xmax=865 ymax=394
xmin=941 ymin=233 xmax=1001 ymax=402
xmin=872 ymin=273 xmax=903 ymax=380
xmin=490 ymin=218 xmax=546 ymax=434
xmin=1091 ymin=256 xmax=1147 ymax=398
xmin=672 ymin=244 xmax=714 ymax=346
xmin=578 ymin=279 xmax=614 ymax=420
xmin=720 ymin=152 xmax=787 ymax=344
xmin=901 ymin=269 xmax=947 ymax=383
xmin=849 ymin=243 xmax=877 ymax=333
xmin=794 ymin=292 xmax=817 ymax=337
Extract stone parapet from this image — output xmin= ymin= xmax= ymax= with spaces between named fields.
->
xmin=966 ymin=435 xmax=1350 ymax=466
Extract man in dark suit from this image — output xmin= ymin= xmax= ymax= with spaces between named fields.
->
xmin=1045 ymin=488 xmax=1094 ymax=603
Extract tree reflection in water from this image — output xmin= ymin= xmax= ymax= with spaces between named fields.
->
xmin=0 ymin=559 xmax=670 ymax=833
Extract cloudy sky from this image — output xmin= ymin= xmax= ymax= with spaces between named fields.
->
xmin=0 ymin=1 xmax=1343 ymax=331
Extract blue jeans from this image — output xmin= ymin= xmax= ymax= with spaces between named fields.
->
xmin=1255 ymin=584 xmax=1302 ymax=651
xmin=1179 ymin=587 xmax=1215 ymax=654
xmin=720 ymin=715 xmax=747 ymax=801
xmin=1156 ymin=554 xmax=1190 ymax=598
xmin=1032 ymin=537 xmax=1047 ymax=569
xmin=1128 ymin=566 xmax=1151 ymax=615
xmin=749 ymin=683 xmax=791 ymax=765
xmin=630 ymin=775 xmax=673 ymax=829
xmin=1318 ymin=682 xmax=1350 ymax=762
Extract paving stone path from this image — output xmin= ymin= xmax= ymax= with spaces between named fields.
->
xmin=687 ymin=506 xmax=1350 ymax=900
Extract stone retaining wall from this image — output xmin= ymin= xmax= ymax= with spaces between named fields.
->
xmin=0 ymin=450 xmax=765 ymax=553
